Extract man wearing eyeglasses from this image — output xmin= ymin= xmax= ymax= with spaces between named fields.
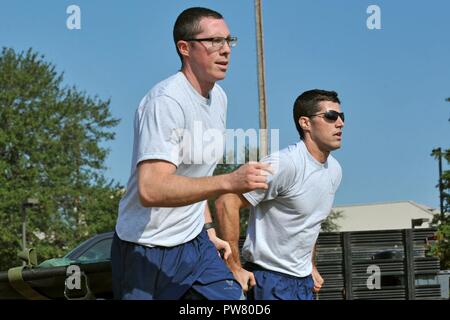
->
xmin=215 ymin=89 xmax=344 ymax=300
xmin=111 ymin=7 xmax=271 ymax=300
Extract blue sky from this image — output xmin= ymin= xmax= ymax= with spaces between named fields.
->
xmin=1 ymin=0 xmax=449 ymax=209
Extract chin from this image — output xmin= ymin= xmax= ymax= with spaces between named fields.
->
xmin=214 ymin=72 xmax=227 ymax=81
xmin=325 ymin=142 xmax=341 ymax=152
xmin=331 ymin=143 xmax=342 ymax=151
xmin=211 ymin=68 xmax=227 ymax=80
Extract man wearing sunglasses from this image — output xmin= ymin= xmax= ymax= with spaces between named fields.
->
xmin=111 ymin=7 xmax=272 ymax=300
xmin=215 ymin=89 xmax=344 ymax=300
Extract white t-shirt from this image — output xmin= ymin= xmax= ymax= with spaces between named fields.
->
xmin=116 ymin=72 xmax=227 ymax=247
xmin=242 ymin=141 xmax=342 ymax=277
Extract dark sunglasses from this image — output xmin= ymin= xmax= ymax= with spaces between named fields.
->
xmin=307 ymin=110 xmax=345 ymax=122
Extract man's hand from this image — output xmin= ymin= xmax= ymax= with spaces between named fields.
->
xmin=311 ymin=266 xmax=324 ymax=293
xmin=226 ymin=162 xmax=273 ymax=193
xmin=206 ymin=228 xmax=232 ymax=260
xmin=230 ymin=266 xmax=256 ymax=293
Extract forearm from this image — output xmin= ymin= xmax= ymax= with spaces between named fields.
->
xmin=215 ymin=194 xmax=246 ymax=268
xmin=138 ymin=160 xmax=271 ymax=208
xmin=312 ymin=243 xmax=317 ymax=267
xmin=140 ymin=173 xmax=230 ymax=207
xmin=204 ymin=202 xmax=213 ymax=223
xmin=311 ymin=242 xmax=324 ymax=291
xmin=204 ymin=205 xmax=217 ymax=239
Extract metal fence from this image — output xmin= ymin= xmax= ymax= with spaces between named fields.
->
xmin=313 ymin=228 xmax=442 ymax=300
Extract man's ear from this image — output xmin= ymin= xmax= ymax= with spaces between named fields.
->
xmin=299 ymin=116 xmax=310 ymax=133
xmin=177 ymin=40 xmax=189 ymax=58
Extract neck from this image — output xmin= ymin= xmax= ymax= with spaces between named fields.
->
xmin=181 ymin=65 xmax=214 ymax=98
xmin=303 ymin=138 xmax=330 ymax=164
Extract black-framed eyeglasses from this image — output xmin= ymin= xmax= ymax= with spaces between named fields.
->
xmin=307 ymin=110 xmax=345 ymax=122
xmin=185 ymin=36 xmax=238 ymax=48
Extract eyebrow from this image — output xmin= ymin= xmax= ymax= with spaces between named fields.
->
xmin=198 ymin=31 xmax=231 ymax=38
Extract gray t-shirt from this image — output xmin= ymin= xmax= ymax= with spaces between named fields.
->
xmin=242 ymin=141 xmax=342 ymax=277
xmin=116 ymin=72 xmax=227 ymax=247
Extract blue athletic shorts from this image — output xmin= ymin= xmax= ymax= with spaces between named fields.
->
xmin=245 ymin=263 xmax=314 ymax=300
xmin=111 ymin=229 xmax=244 ymax=300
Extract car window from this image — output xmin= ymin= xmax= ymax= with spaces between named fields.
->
xmin=76 ymin=238 xmax=112 ymax=262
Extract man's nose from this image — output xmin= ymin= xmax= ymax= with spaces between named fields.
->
xmin=336 ymin=117 xmax=344 ymax=128
xmin=221 ymin=41 xmax=231 ymax=54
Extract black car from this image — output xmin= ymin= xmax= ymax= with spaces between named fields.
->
xmin=0 ymin=232 xmax=114 ymax=300
xmin=39 ymin=231 xmax=114 ymax=268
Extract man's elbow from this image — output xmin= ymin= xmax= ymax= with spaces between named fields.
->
xmin=138 ymin=187 xmax=159 ymax=207
xmin=215 ymin=194 xmax=238 ymax=218
xmin=215 ymin=196 xmax=226 ymax=217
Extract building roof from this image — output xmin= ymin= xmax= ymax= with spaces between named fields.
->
xmin=332 ymin=200 xmax=437 ymax=232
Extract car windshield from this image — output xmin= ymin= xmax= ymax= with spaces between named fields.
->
xmin=63 ymin=237 xmax=94 ymax=258
xmin=76 ymin=238 xmax=113 ymax=262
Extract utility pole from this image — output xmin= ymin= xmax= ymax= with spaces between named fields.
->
xmin=255 ymin=0 xmax=268 ymax=157
xmin=432 ymin=147 xmax=445 ymax=222
xmin=21 ymin=198 xmax=39 ymax=252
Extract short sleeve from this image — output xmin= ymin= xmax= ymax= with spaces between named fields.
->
xmin=331 ymin=160 xmax=343 ymax=193
xmin=136 ymin=95 xmax=185 ymax=167
xmin=243 ymin=151 xmax=299 ymax=206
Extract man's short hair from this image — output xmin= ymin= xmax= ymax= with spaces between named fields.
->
xmin=293 ymin=89 xmax=341 ymax=139
xmin=173 ymin=7 xmax=223 ymax=62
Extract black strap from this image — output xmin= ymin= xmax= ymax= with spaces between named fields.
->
xmin=204 ymin=222 xmax=215 ymax=230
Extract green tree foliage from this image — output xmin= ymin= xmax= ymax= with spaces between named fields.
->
xmin=0 ymin=48 xmax=121 ymax=269
xmin=321 ymin=209 xmax=343 ymax=232
xmin=429 ymin=98 xmax=450 ymax=269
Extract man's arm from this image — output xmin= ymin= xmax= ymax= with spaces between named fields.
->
xmin=138 ymin=160 xmax=272 ymax=207
xmin=312 ymin=243 xmax=317 ymax=265
xmin=311 ymin=243 xmax=324 ymax=293
xmin=215 ymin=193 xmax=255 ymax=292
xmin=203 ymin=204 xmax=231 ymax=260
